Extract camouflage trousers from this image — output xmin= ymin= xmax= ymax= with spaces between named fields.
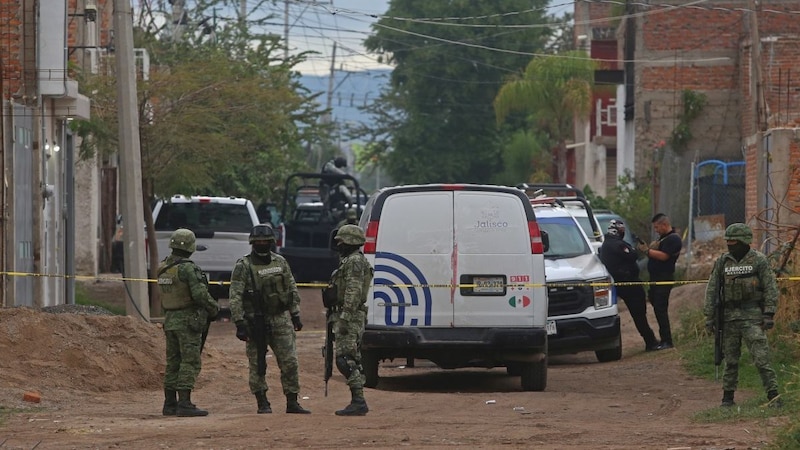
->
xmin=164 ymin=328 xmax=203 ymax=391
xmin=722 ymin=319 xmax=778 ymax=393
xmin=334 ymin=310 xmax=366 ymax=390
xmin=245 ymin=317 xmax=300 ymax=395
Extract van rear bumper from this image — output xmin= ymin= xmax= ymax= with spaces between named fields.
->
xmin=363 ymin=326 xmax=547 ymax=352
xmin=547 ymin=314 xmax=620 ymax=354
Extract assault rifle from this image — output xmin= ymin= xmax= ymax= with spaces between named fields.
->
xmin=322 ymin=278 xmax=338 ymax=397
xmin=247 ymin=266 xmax=268 ymax=376
xmin=714 ymin=259 xmax=725 ymax=380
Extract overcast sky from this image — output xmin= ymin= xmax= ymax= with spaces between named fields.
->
xmin=273 ymin=0 xmax=393 ymax=76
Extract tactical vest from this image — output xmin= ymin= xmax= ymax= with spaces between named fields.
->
xmin=722 ymin=257 xmax=763 ymax=305
xmin=249 ymin=257 xmax=291 ymax=316
xmin=159 ymin=262 xmax=193 ymax=310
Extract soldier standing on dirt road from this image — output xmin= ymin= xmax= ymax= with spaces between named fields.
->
xmin=703 ymin=222 xmax=782 ymax=408
xmin=229 ymin=224 xmax=311 ymax=415
xmin=158 ymin=228 xmax=220 ymax=417
xmin=327 ymin=224 xmax=374 ymax=416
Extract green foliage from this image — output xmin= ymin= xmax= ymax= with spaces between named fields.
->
xmin=361 ymin=0 xmax=560 ymax=184
xmin=491 ymin=130 xmax=552 ymax=186
xmin=494 ymin=50 xmax=597 ymax=182
xmin=584 ymin=170 xmax=652 ymax=240
xmin=72 ymin=7 xmax=328 ymax=204
xmin=669 ymin=89 xmax=707 ymax=153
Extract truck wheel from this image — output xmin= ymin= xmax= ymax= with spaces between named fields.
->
xmin=520 ymin=357 xmax=547 ymax=391
xmin=595 ymin=334 xmax=622 ymax=362
xmin=362 ymin=350 xmax=380 ymax=388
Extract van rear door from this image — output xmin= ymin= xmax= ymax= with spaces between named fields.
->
xmin=372 ymin=191 xmax=453 ymax=328
xmin=370 ymin=188 xmax=538 ymax=329
xmin=453 ymin=191 xmax=535 ymax=327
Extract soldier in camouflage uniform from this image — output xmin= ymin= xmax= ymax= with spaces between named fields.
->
xmin=329 ymin=224 xmax=374 ymax=416
xmin=703 ymin=223 xmax=782 ymax=408
xmin=229 ymin=224 xmax=310 ymax=414
xmin=158 ymin=228 xmax=220 ymax=417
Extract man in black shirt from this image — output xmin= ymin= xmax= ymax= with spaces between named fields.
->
xmin=637 ymin=213 xmax=682 ymax=350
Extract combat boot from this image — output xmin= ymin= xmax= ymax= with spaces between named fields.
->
xmin=767 ymin=390 xmax=783 ymax=408
xmin=176 ymin=390 xmax=209 ymax=417
xmin=335 ymin=388 xmax=369 ymax=416
xmin=255 ymin=391 xmax=272 ymax=414
xmin=721 ymin=390 xmax=735 ymax=407
xmin=162 ymin=389 xmax=178 ymax=416
xmin=286 ymin=393 xmax=311 ymax=414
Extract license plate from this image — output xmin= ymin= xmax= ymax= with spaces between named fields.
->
xmin=473 ymin=276 xmax=504 ymax=294
xmin=546 ymin=320 xmax=557 ymax=335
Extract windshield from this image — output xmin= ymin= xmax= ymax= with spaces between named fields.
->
xmin=537 ymin=216 xmax=591 ymax=259
xmin=154 ymin=202 xmax=253 ymax=233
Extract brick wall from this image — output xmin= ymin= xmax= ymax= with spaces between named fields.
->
xmin=1 ymin=0 xmax=22 ymax=98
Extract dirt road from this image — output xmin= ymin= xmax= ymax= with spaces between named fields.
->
xmin=0 ymin=283 xmax=784 ymax=449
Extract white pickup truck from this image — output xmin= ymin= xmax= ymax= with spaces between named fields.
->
xmin=151 ymin=195 xmax=260 ymax=305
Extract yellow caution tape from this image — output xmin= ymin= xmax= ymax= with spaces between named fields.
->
xmin=2 ymin=271 xmax=799 ymax=289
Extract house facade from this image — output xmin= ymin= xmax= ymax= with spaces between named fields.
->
xmin=575 ymin=0 xmax=800 ymax=244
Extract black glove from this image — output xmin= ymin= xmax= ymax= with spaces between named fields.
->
xmin=291 ymin=313 xmax=303 ymax=332
xmin=235 ymin=321 xmax=249 ymax=341
xmin=762 ymin=314 xmax=775 ymax=330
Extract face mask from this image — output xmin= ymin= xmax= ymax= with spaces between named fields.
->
xmin=727 ymin=242 xmax=750 ymax=260
xmin=253 ymin=244 xmax=272 ymax=255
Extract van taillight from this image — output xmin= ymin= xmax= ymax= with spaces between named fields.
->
xmin=528 ymin=221 xmax=544 ymax=254
xmin=363 ymin=220 xmax=379 ymax=254
xmin=276 ymin=224 xmax=284 ymax=249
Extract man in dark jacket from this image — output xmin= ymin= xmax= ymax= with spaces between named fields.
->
xmin=600 ymin=220 xmax=659 ymax=352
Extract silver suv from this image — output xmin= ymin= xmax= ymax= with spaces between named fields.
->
xmin=531 ymin=197 xmax=622 ymax=362
xmin=152 ymin=195 xmax=260 ymax=303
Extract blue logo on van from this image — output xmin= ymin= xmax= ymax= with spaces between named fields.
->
xmin=374 ymin=252 xmax=433 ymax=326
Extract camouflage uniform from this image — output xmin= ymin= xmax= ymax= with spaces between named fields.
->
xmin=329 ymin=224 xmax=374 ymax=416
xmin=703 ymin=223 xmax=780 ymax=407
xmin=158 ymin=229 xmax=220 ymax=417
xmin=230 ymin=224 xmax=309 ymax=414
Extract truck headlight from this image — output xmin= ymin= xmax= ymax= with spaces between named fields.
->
xmin=592 ymin=277 xmax=613 ymax=309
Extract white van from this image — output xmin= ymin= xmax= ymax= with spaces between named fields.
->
xmin=358 ymin=184 xmax=550 ymax=391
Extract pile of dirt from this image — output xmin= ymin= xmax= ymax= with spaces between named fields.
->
xmin=0 ymin=307 xmax=165 ymax=402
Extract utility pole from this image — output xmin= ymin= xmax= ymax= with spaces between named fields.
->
xmin=284 ymin=0 xmax=290 ymax=61
xmin=315 ymin=42 xmax=337 ymax=169
xmin=171 ymin=0 xmax=186 ymax=43
xmin=114 ymin=0 xmax=150 ymax=320
xmin=749 ymin=0 xmax=767 ymax=244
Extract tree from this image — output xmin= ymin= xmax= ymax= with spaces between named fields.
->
xmin=361 ymin=0 xmax=556 ymax=184
xmin=493 ymin=51 xmax=596 ymax=183
xmin=72 ymin=5 xmax=329 ymax=294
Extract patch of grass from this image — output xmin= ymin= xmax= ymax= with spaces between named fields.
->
xmin=75 ymin=284 xmax=126 ymax=315
xmin=675 ymin=304 xmax=800 ymax=448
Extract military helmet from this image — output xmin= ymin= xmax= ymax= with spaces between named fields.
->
xmin=334 ymin=224 xmax=366 ymax=246
xmin=249 ymin=223 xmax=276 ymax=244
xmin=334 ymin=156 xmax=347 ymax=168
xmin=169 ymin=228 xmax=197 ymax=253
xmin=725 ymin=223 xmax=752 ymax=245
xmin=345 ymin=208 xmax=358 ymax=220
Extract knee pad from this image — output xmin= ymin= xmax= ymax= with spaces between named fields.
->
xmin=336 ymin=355 xmax=353 ymax=378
